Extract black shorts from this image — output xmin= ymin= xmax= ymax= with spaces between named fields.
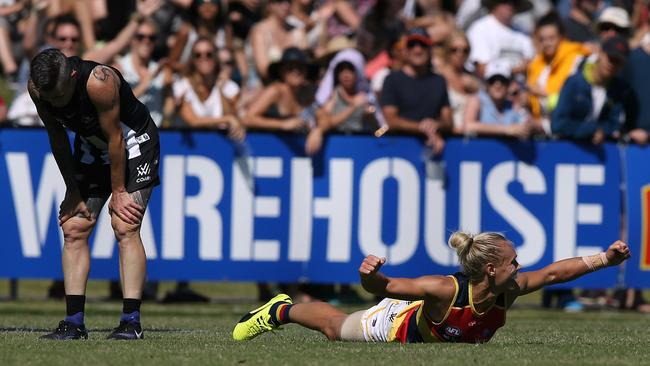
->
xmin=73 ymin=133 xmax=160 ymax=199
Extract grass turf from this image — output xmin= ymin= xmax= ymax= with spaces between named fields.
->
xmin=0 ymin=282 xmax=648 ymax=366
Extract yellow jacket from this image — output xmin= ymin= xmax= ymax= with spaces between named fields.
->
xmin=527 ymin=40 xmax=591 ymax=118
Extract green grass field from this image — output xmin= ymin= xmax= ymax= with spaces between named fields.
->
xmin=0 ymin=281 xmax=648 ymax=366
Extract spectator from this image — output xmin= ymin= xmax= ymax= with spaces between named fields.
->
xmin=171 ymin=37 xmax=245 ymax=140
xmin=244 ymin=47 xmax=326 ymax=154
xmin=527 ymin=12 xmax=590 ymax=134
xmin=228 ymin=0 xmax=264 ymax=87
xmin=466 ymin=0 xmax=535 ymax=78
xmin=379 ymin=28 xmax=452 ymax=155
xmin=463 ymin=59 xmax=532 ymax=139
xmin=597 ymin=6 xmax=631 ymax=42
xmin=288 ymin=0 xmax=328 ymax=54
xmin=168 ymin=0 xmax=230 ymax=68
xmin=249 ymin=0 xmax=307 ymax=81
xmin=114 ymin=18 xmax=170 ymax=127
xmin=436 ymin=30 xmax=479 ymax=134
xmin=563 ymin=0 xmax=600 ymax=44
xmin=552 ymin=35 xmax=636 ymax=144
xmin=401 ymin=0 xmax=456 ymax=44
xmin=0 ymin=0 xmax=25 ymax=82
xmin=623 ymin=26 xmax=650 ymax=145
xmin=321 ymin=0 xmax=369 ymax=41
xmin=318 ymin=51 xmax=379 ymax=134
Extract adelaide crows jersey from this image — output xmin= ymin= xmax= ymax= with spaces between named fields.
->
xmin=385 ymin=272 xmax=507 ymax=344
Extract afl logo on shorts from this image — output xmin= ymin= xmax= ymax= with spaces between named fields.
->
xmin=445 ymin=326 xmax=461 ymax=337
xmin=136 ymin=163 xmax=151 ymax=183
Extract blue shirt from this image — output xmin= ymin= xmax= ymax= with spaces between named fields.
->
xmin=478 ymin=90 xmax=525 ymax=125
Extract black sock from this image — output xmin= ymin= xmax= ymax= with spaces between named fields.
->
xmin=65 ymin=295 xmax=86 ymax=325
xmin=66 ymin=295 xmax=86 ymax=316
xmin=123 ymin=298 xmax=142 ymax=314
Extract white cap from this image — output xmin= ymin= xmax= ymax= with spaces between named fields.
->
xmin=598 ymin=7 xmax=631 ymax=29
xmin=484 ymin=59 xmax=511 ymax=80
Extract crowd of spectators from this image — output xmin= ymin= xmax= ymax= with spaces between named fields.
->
xmin=1 ymin=0 xmax=650 ymax=309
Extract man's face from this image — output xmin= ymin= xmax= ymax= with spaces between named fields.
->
xmin=578 ymin=0 xmax=600 ymax=18
xmin=536 ymin=25 xmax=561 ymax=60
xmin=53 ymin=24 xmax=81 ymax=57
xmin=406 ymin=40 xmax=431 ymax=68
xmin=39 ymin=69 xmax=77 ymax=108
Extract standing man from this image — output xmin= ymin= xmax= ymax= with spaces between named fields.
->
xmin=29 ymin=48 xmax=160 ymax=340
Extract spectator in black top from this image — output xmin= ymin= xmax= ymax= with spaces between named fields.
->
xmin=380 ymin=28 xmax=452 ymax=155
xmin=564 ymin=0 xmax=599 ymax=44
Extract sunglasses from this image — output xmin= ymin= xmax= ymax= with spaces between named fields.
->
xmin=270 ymin=0 xmax=289 ymax=3
xmin=56 ymin=36 xmax=79 ymax=43
xmin=406 ymin=39 xmax=430 ymax=49
xmin=135 ymin=33 xmax=157 ymax=42
xmin=599 ymin=22 xmax=626 ymax=34
xmin=449 ymin=47 xmax=470 ymax=55
xmin=193 ymin=51 xmax=215 ymax=59
xmin=487 ymin=75 xmax=510 ymax=85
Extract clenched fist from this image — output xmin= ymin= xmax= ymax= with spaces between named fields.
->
xmin=359 ymin=255 xmax=387 ymax=277
xmin=606 ymin=240 xmax=631 ymax=266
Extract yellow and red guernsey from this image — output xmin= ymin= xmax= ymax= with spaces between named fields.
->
xmin=389 ymin=273 xmax=507 ymax=344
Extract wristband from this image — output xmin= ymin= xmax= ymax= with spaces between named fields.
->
xmin=581 ymin=252 xmax=609 ymax=272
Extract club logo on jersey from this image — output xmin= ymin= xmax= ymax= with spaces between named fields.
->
xmin=137 ymin=163 xmax=150 ymax=177
xmin=136 ymin=163 xmax=152 ymax=183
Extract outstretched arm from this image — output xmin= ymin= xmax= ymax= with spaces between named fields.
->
xmin=359 ymin=255 xmax=454 ymax=301
xmin=515 ymin=241 xmax=631 ymax=296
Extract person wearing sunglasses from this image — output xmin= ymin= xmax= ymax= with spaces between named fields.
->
xmin=464 ymin=59 xmax=533 ymax=140
xmin=437 ymin=30 xmax=479 ymax=134
xmin=114 ymin=18 xmax=170 ymax=128
xmin=527 ymin=12 xmax=590 ymax=135
xmin=171 ymin=37 xmax=245 ymax=141
xmin=596 ymin=7 xmax=631 ymax=42
xmin=380 ymin=28 xmax=452 ymax=155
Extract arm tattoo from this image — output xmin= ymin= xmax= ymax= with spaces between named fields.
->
xmin=92 ymin=66 xmax=120 ymax=105
xmin=92 ymin=66 xmax=112 ymax=81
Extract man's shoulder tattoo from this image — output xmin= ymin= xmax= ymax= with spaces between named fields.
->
xmin=92 ymin=66 xmax=113 ymax=82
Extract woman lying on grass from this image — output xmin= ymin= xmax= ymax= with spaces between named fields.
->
xmin=233 ymin=231 xmax=630 ymax=343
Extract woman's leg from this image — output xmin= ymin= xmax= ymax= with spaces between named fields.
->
xmin=286 ymin=302 xmax=351 ymax=341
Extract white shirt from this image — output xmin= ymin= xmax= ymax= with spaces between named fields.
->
xmin=467 ymin=14 xmax=534 ymax=69
xmin=172 ymin=77 xmax=239 ymax=123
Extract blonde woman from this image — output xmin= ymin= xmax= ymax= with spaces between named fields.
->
xmin=233 ymin=230 xmax=630 ymax=343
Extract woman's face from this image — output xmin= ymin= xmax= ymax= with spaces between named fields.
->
xmin=192 ymin=41 xmax=217 ymax=76
xmin=447 ymin=37 xmax=470 ymax=68
xmin=269 ymin=0 xmax=290 ymax=19
xmin=132 ymin=23 xmax=157 ymax=60
xmin=492 ymin=242 xmax=520 ymax=289
xmin=337 ymin=68 xmax=357 ymax=90
xmin=281 ymin=62 xmax=306 ymax=87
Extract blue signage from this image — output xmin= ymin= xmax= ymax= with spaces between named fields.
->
xmin=0 ymin=129 xmax=626 ymax=287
